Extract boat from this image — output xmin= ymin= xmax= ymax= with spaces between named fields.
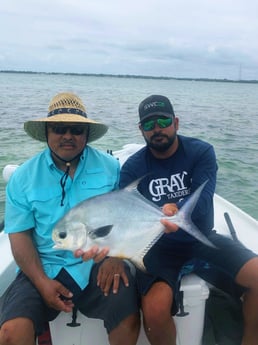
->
xmin=1 ymin=143 xmax=258 ymax=345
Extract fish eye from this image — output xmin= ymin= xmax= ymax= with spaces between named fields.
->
xmin=59 ymin=231 xmax=67 ymax=239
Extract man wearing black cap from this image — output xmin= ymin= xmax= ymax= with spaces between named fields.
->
xmin=120 ymin=95 xmax=258 ymax=345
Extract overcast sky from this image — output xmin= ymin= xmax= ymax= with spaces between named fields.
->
xmin=1 ymin=0 xmax=258 ymax=80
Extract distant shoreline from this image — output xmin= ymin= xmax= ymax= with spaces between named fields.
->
xmin=1 ymin=70 xmax=258 ymax=84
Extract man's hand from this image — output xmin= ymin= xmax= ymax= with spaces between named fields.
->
xmin=74 ymin=245 xmax=110 ymax=263
xmin=97 ymin=257 xmax=129 ymax=296
xmin=38 ymin=278 xmax=74 ymax=313
xmin=162 ymin=203 xmax=178 ymax=216
xmin=161 ymin=203 xmax=179 ymax=233
xmin=9 ymin=231 xmax=73 ymax=312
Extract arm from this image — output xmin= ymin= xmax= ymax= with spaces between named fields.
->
xmin=177 ymin=144 xmax=217 ymax=218
xmin=161 ymin=144 xmax=217 ymax=234
xmin=9 ymin=230 xmax=74 ymax=312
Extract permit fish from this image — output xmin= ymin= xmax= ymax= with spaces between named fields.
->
xmin=52 ymin=180 xmax=215 ymax=270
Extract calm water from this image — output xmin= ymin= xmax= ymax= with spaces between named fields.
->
xmin=0 ymin=72 xmax=257 ymax=223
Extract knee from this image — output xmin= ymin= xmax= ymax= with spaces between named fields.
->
xmin=0 ymin=318 xmax=34 ymax=345
xmin=0 ymin=323 xmax=17 ymax=345
xmin=141 ymin=282 xmax=173 ymax=327
xmin=143 ymin=299 xmax=171 ymax=324
xmin=243 ymin=288 xmax=258 ymax=305
xmin=109 ymin=312 xmax=140 ymax=343
xmin=236 ymin=257 xmax=258 ymax=289
xmin=123 ymin=312 xmax=141 ymax=332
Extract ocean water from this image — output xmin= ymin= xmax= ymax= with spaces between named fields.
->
xmin=0 ymin=72 xmax=257 ymax=224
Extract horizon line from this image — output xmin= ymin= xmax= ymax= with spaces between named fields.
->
xmin=1 ymin=69 xmax=258 ymax=84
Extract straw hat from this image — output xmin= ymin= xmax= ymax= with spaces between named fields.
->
xmin=24 ymin=92 xmax=108 ymax=143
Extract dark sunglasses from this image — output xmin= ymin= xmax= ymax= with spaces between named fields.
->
xmin=141 ymin=117 xmax=173 ymax=131
xmin=49 ymin=125 xmax=86 ymax=136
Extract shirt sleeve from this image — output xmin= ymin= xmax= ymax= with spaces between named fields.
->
xmin=4 ymin=171 xmax=35 ymax=233
xmin=177 ymin=143 xmax=217 ymax=221
xmin=119 ymin=149 xmax=146 ymax=189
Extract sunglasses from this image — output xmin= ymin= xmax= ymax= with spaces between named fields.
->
xmin=141 ymin=117 xmax=173 ymax=131
xmin=49 ymin=125 xmax=86 ymax=136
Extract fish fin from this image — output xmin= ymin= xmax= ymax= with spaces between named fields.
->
xmin=129 ymin=232 xmax=164 ymax=272
xmin=124 ymin=175 xmax=150 ymax=192
xmin=130 ymin=256 xmax=147 ymax=272
xmin=165 ymin=180 xmax=217 ymax=248
xmin=124 ymin=176 xmax=163 ymax=212
xmin=180 ymin=180 xmax=209 ymax=215
xmin=124 ymin=179 xmax=163 ymax=212
xmin=88 ymin=225 xmax=113 ymax=239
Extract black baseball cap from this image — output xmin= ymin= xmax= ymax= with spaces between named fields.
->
xmin=139 ymin=95 xmax=175 ymax=122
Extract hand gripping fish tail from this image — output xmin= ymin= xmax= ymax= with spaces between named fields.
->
xmin=164 ymin=180 xmax=217 ymax=249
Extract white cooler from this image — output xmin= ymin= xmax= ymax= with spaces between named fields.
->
xmin=49 ymin=274 xmax=209 ymax=345
xmin=175 ymin=274 xmax=210 ymax=345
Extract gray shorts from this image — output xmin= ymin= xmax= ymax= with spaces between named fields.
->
xmin=0 ymin=260 xmax=139 ymax=335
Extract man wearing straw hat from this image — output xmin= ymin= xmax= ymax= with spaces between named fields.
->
xmin=0 ymin=92 xmax=140 ymax=345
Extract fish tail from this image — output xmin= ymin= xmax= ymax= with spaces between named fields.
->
xmin=167 ymin=180 xmax=216 ymax=248
xmin=179 ymin=180 xmax=208 ymax=216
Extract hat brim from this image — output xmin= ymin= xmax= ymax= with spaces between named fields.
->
xmin=139 ymin=112 xmax=173 ymax=123
xmin=24 ymin=113 xmax=108 ymax=143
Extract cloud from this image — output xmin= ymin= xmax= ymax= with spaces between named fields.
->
xmin=1 ymin=0 xmax=258 ymax=79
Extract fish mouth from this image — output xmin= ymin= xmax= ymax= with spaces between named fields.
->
xmin=53 ymin=242 xmax=63 ymax=249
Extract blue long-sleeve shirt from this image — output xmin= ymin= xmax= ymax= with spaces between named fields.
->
xmin=119 ymin=135 xmax=218 ymax=244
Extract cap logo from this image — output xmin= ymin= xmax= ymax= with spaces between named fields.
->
xmin=144 ymin=101 xmax=165 ymax=111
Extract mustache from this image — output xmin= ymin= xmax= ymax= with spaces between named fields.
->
xmin=60 ymin=140 xmax=75 ymax=145
xmin=150 ymin=133 xmax=169 ymax=140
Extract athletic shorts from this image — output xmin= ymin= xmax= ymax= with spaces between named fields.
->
xmin=137 ymin=230 xmax=257 ymax=314
xmin=0 ymin=260 xmax=139 ymax=335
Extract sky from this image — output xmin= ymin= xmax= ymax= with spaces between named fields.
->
xmin=1 ymin=0 xmax=258 ymax=80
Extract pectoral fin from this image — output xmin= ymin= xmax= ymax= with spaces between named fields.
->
xmin=88 ymin=225 xmax=113 ymax=239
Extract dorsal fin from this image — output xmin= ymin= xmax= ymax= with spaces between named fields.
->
xmin=124 ymin=178 xmax=142 ymax=192
xmin=124 ymin=175 xmax=150 ymax=192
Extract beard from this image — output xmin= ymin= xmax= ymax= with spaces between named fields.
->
xmin=145 ymin=132 xmax=177 ymax=152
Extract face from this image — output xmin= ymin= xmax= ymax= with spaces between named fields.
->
xmin=47 ymin=123 xmax=88 ymax=162
xmin=140 ymin=116 xmax=179 ymax=152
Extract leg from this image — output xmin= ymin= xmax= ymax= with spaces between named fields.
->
xmin=235 ymin=257 xmax=258 ymax=345
xmin=0 ymin=272 xmax=58 ymax=345
xmin=78 ymin=262 xmax=140 ymax=344
xmin=0 ymin=318 xmax=35 ymax=345
xmin=141 ymin=281 xmax=176 ymax=345
xmin=193 ymin=231 xmax=258 ymax=345
xmin=108 ymin=312 xmax=140 ymax=345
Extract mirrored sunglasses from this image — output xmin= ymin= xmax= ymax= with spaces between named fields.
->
xmin=141 ymin=117 xmax=173 ymax=131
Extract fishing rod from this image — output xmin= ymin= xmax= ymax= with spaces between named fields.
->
xmin=224 ymin=212 xmax=239 ymax=242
